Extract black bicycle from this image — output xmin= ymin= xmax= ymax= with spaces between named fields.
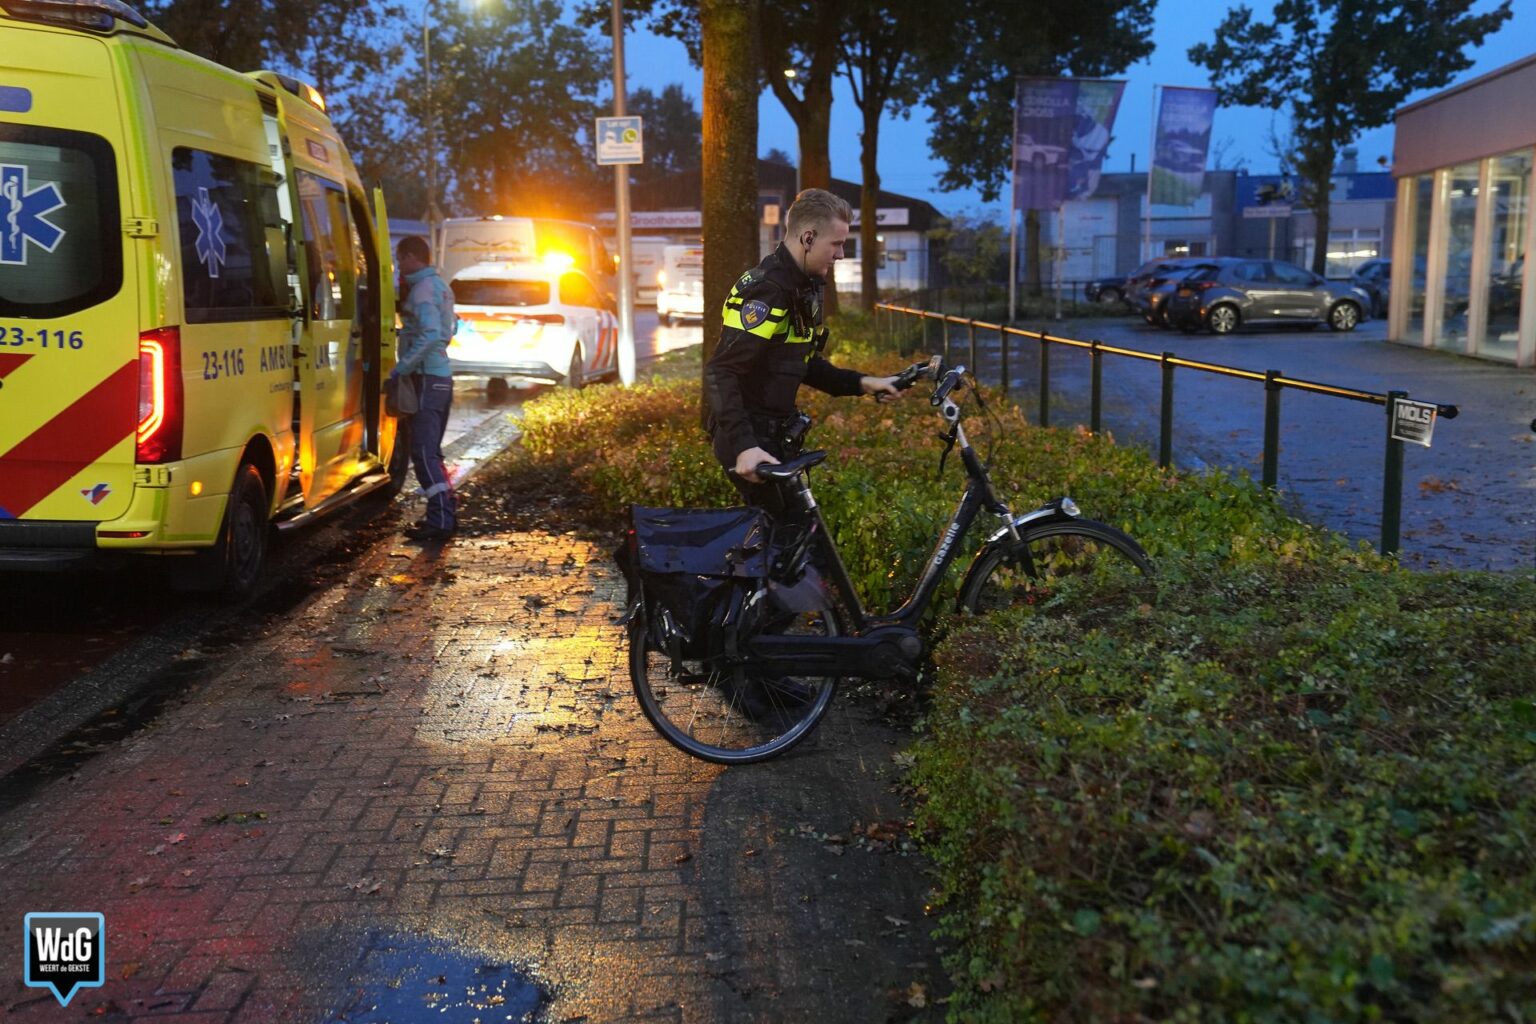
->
xmin=622 ymin=357 xmax=1152 ymax=764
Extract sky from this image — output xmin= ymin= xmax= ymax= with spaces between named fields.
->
xmin=614 ymin=0 xmax=1534 ymax=223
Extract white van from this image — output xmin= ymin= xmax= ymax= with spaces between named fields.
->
xmin=628 ymin=236 xmax=667 ymax=306
xmin=656 ymin=244 xmax=704 ymax=326
xmin=438 ymin=216 xmax=615 ymax=299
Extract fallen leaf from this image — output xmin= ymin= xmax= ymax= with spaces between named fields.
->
xmin=674 ymin=852 xmax=692 ymax=864
xmin=907 ymin=982 xmax=927 ymax=1008
xmin=120 ymin=962 xmax=139 ymax=980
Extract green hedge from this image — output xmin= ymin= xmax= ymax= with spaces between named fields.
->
xmin=919 ymin=562 xmax=1536 ymax=1022
xmin=507 ymin=318 xmax=1536 ymax=1021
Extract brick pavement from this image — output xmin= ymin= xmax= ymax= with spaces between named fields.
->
xmin=1 ymin=529 xmax=940 ymax=1022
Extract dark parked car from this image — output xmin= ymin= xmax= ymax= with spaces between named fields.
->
xmin=1126 ymin=257 xmax=1207 ymax=320
xmin=1351 ymin=258 xmax=1391 ymax=318
xmin=1146 ymin=261 xmax=1233 ymax=327
xmin=1086 ymin=274 xmax=1129 ymax=306
xmin=1166 ymin=259 xmax=1373 ymax=335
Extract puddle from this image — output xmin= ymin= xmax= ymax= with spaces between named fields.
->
xmin=323 ymin=930 xmax=546 ymax=1023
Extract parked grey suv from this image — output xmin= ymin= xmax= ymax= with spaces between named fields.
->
xmin=1166 ymin=259 xmax=1373 ymax=335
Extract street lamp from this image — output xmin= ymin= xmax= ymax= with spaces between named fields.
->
xmin=611 ymin=0 xmax=636 ymax=385
xmin=421 ymin=0 xmax=490 ymax=249
xmin=422 ymin=1 xmax=442 ymax=247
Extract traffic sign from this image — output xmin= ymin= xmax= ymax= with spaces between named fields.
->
xmin=1242 ymin=204 xmax=1292 ymax=218
xmin=596 ymin=116 xmax=643 ymax=165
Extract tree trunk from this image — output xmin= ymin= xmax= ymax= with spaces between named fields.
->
xmin=1025 ymin=209 xmax=1043 ymax=297
xmin=858 ymin=101 xmax=880 ymax=311
xmin=1307 ymin=157 xmax=1334 ymax=277
xmin=796 ymin=81 xmax=834 ymax=191
xmin=799 ymin=84 xmax=839 ymax=316
xmin=701 ymin=0 xmax=761 ymax=399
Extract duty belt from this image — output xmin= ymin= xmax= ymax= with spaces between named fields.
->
xmin=748 ymin=410 xmax=812 ymax=454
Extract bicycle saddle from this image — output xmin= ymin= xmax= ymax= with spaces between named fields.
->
xmin=756 ymin=450 xmax=828 ymax=480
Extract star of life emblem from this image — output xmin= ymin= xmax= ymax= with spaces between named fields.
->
xmin=191 ymin=186 xmax=227 ymax=278
xmin=0 ymin=163 xmax=66 ymax=266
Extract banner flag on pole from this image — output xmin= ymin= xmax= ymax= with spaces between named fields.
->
xmin=1150 ymin=86 xmax=1217 ymax=206
xmin=1014 ymin=78 xmax=1127 ymax=211
xmin=1013 ymin=78 xmax=1075 ymax=211
xmin=1066 ymin=80 xmax=1125 ymax=200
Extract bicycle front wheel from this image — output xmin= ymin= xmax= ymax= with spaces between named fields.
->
xmin=959 ymin=519 xmax=1153 ymax=616
xmin=628 ymin=605 xmax=841 ymax=765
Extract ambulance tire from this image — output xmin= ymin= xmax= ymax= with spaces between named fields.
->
xmin=173 ymin=463 xmax=269 ymax=601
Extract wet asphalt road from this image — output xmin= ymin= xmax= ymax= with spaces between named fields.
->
xmin=0 ymin=312 xmax=699 ymax=741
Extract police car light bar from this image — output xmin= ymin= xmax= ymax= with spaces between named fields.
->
xmin=0 ymin=0 xmax=148 ymax=31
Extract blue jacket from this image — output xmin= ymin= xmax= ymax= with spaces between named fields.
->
xmin=395 ymin=265 xmax=456 ymax=378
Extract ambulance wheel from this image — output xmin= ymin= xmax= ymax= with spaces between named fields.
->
xmin=174 ymin=462 xmax=269 ymax=601
xmin=486 ymin=377 xmax=510 ymax=403
xmin=564 ymin=346 xmax=585 ymax=389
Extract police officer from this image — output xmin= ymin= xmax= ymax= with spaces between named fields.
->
xmin=391 ymin=235 xmax=458 ymax=542
xmin=704 ymin=188 xmax=903 ymax=512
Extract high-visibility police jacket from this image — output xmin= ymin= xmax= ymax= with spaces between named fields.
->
xmin=704 ymin=243 xmax=864 ymax=464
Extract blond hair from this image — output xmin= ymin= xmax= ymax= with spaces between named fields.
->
xmin=785 ymin=188 xmax=852 ymax=237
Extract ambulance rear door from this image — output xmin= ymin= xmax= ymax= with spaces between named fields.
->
xmin=293 ymin=158 xmax=364 ymax=504
xmin=0 ymin=27 xmax=138 ymax=526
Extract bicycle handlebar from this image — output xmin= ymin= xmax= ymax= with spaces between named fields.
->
xmin=931 ymin=365 xmax=965 ymax=407
xmin=890 ymin=354 xmax=943 ymax=392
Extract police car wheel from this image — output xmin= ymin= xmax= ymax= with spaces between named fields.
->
xmin=564 ymin=347 xmax=585 ymax=389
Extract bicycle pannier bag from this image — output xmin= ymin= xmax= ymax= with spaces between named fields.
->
xmin=618 ymin=506 xmax=771 ymax=661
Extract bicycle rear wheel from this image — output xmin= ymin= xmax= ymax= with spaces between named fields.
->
xmin=628 ymin=605 xmax=840 ymax=765
xmin=959 ymin=519 xmax=1152 ymax=616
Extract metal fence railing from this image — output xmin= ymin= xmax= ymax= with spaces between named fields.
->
xmin=874 ymin=303 xmax=1460 ymax=556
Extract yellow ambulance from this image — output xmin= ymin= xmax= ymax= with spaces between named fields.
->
xmin=0 ymin=0 xmax=405 ymax=597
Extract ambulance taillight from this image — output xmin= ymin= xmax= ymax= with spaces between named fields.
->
xmin=136 ymin=327 xmax=183 ymax=464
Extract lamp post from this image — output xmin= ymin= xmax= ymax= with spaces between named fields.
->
xmin=421 ymin=1 xmax=444 ymax=248
xmin=783 ymin=66 xmax=801 ymax=195
xmin=612 ymin=0 xmax=636 ymax=385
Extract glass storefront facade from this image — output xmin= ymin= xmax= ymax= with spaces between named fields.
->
xmin=1406 ymin=176 xmax=1432 ymax=340
xmin=1483 ymin=151 xmax=1529 ymax=361
xmin=1393 ymin=146 xmax=1536 ymax=366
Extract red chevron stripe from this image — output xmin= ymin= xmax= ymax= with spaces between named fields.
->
xmin=0 ymin=360 xmax=138 ymax=517
xmin=0 ymin=353 xmax=32 ymax=379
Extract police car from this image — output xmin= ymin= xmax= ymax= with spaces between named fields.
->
xmin=447 ymin=256 xmax=618 ymax=390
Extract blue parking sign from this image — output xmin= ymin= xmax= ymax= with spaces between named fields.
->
xmin=596 ymin=116 xmax=643 ymax=166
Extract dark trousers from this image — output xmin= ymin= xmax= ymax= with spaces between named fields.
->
xmin=411 ymin=374 xmax=457 ymax=530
